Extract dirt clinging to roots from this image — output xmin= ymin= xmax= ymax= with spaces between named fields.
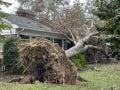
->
xmin=19 ymin=39 xmax=78 ymax=85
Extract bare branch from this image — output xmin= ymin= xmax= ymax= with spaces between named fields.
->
xmin=83 ymin=32 xmax=98 ymax=42
xmin=67 ymin=28 xmax=77 ymax=44
xmin=58 ymin=18 xmax=77 ymax=44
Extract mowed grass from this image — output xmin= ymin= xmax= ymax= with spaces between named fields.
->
xmin=0 ymin=63 xmax=120 ymax=90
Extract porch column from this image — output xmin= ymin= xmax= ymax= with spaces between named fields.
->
xmin=29 ymin=35 xmax=32 ymax=42
xmin=17 ymin=33 xmax=19 ymax=38
xmin=52 ymin=38 xmax=55 ymax=43
xmin=62 ymin=39 xmax=64 ymax=50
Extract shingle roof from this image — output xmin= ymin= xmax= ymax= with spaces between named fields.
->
xmin=5 ymin=14 xmax=57 ymax=33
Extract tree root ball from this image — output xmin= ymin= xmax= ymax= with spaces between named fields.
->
xmin=19 ymin=38 xmax=78 ymax=85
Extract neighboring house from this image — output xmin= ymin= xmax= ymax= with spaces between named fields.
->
xmin=0 ymin=9 xmax=72 ymax=52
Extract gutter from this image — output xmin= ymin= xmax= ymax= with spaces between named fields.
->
xmin=18 ymin=26 xmax=60 ymax=35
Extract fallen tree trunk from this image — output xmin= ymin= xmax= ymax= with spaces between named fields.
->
xmin=65 ymin=44 xmax=109 ymax=60
xmin=19 ymin=38 xmax=78 ymax=85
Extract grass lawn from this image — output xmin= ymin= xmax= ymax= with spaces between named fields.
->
xmin=0 ymin=63 xmax=120 ymax=90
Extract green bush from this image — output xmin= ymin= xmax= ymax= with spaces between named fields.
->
xmin=3 ymin=38 xmax=21 ymax=74
xmin=70 ymin=53 xmax=86 ymax=70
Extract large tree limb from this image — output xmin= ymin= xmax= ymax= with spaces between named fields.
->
xmin=83 ymin=32 xmax=98 ymax=42
xmin=65 ymin=44 xmax=109 ymax=60
xmin=65 ymin=41 xmax=84 ymax=57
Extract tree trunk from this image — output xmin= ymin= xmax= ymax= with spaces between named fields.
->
xmin=65 ymin=41 xmax=84 ymax=57
xmin=65 ymin=42 xmax=109 ymax=60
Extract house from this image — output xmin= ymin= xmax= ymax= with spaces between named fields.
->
xmin=0 ymin=9 xmax=73 ymax=52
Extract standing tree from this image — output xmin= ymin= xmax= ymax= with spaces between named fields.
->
xmin=0 ymin=0 xmax=11 ymax=30
xmin=17 ymin=0 xmax=109 ymax=58
xmin=3 ymin=38 xmax=20 ymax=74
xmin=93 ymin=0 xmax=120 ymax=59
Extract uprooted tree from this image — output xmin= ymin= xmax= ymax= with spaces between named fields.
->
xmin=12 ymin=0 xmax=109 ymax=84
xmin=17 ymin=0 xmax=109 ymax=58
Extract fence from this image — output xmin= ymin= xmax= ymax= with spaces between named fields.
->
xmin=0 ymin=58 xmax=7 ymax=75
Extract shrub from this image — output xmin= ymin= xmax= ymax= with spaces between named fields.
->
xmin=70 ymin=53 xmax=86 ymax=70
xmin=3 ymin=38 xmax=21 ymax=74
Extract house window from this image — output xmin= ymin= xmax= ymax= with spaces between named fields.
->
xmin=45 ymin=37 xmax=51 ymax=41
xmin=19 ymin=34 xmax=29 ymax=39
xmin=54 ymin=39 xmax=62 ymax=47
xmin=66 ymin=40 xmax=74 ymax=49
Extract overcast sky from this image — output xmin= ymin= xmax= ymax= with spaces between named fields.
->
xmin=1 ymin=0 xmax=86 ymax=14
xmin=1 ymin=0 xmax=19 ymax=13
